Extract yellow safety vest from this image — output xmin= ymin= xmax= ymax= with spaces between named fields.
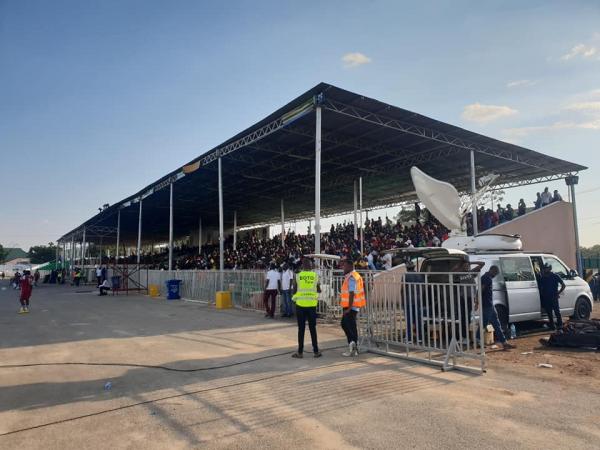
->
xmin=293 ymin=271 xmax=319 ymax=307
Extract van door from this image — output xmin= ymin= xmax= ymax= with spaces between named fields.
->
xmin=542 ymin=255 xmax=576 ymax=315
xmin=499 ymin=256 xmax=541 ymax=321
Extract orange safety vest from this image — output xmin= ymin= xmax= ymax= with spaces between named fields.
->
xmin=340 ymin=271 xmax=366 ymax=308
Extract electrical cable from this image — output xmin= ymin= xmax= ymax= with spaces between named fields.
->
xmin=0 ymin=358 xmax=360 ymax=437
xmin=0 ymin=345 xmax=346 ymax=372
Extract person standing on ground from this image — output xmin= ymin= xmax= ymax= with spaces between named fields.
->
xmin=33 ymin=269 xmax=40 ymax=287
xmin=291 ymin=258 xmax=321 ymax=358
xmin=539 ymin=263 xmax=566 ymax=330
xmin=280 ymin=263 xmax=294 ymax=318
xmin=95 ymin=265 xmax=102 ymax=287
xmin=475 ymin=266 xmax=515 ymax=350
xmin=340 ymin=258 xmax=366 ymax=357
xmin=18 ymin=270 xmax=33 ymax=314
xmin=263 ymin=263 xmax=280 ymax=318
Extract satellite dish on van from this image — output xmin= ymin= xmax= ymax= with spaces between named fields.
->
xmin=410 ymin=166 xmax=462 ymax=231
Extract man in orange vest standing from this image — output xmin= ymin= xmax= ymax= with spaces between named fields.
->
xmin=340 ymin=258 xmax=366 ymax=357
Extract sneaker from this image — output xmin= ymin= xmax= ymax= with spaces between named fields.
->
xmin=342 ymin=342 xmax=358 ymax=357
xmin=313 ymin=351 xmax=322 ymax=358
xmin=18 ymin=307 xmax=26 ymax=314
xmin=291 ymin=352 xmax=303 ymax=359
xmin=24 ymin=306 xmax=29 ymax=313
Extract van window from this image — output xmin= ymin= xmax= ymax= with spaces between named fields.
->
xmin=543 ymin=256 xmax=569 ymax=279
xmin=500 ymin=257 xmax=535 ymax=282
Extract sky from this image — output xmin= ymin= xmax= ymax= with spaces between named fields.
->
xmin=1 ymin=0 xmax=599 ymax=250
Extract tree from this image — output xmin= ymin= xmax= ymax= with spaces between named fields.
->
xmin=0 ymin=244 xmax=5 ymax=263
xmin=479 ymin=189 xmax=505 ymax=210
xmin=581 ymin=245 xmax=600 ymax=258
xmin=28 ymin=243 xmax=56 ymax=264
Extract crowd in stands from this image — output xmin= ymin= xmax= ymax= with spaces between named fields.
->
xmin=468 ymin=187 xmax=564 ymax=234
xmin=113 ymin=209 xmax=449 ymax=271
xmin=108 ymin=186 xmax=564 ymax=271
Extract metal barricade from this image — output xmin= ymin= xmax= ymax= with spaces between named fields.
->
xmin=355 ymin=271 xmax=485 ymax=373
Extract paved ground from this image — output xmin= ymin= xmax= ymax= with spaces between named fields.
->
xmin=1 ymin=281 xmax=599 ymax=449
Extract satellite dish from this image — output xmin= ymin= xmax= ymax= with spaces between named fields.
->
xmin=410 ymin=166 xmax=462 ymax=231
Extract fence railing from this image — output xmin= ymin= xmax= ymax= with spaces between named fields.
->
xmin=357 ymin=271 xmax=485 ymax=373
xmin=96 ymin=268 xmax=485 ymax=373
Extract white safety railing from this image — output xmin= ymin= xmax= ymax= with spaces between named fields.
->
xmin=354 ymin=271 xmax=485 ymax=373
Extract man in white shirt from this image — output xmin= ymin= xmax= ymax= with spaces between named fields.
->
xmin=95 ymin=266 xmax=102 ymax=287
xmin=540 ymin=187 xmax=552 ymax=206
xmin=264 ymin=263 xmax=281 ymax=318
xmin=280 ymin=263 xmax=294 ymax=317
xmin=382 ymin=252 xmax=392 ymax=270
xmin=98 ymin=279 xmax=111 ymax=296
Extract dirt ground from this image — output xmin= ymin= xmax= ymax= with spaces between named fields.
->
xmin=486 ymin=307 xmax=600 ymax=389
xmin=1 ymin=282 xmax=599 ymax=449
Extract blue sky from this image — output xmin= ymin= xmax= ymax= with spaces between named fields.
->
xmin=1 ymin=0 xmax=599 ymax=249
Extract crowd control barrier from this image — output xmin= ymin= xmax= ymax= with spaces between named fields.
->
xmin=352 ymin=271 xmax=486 ymax=373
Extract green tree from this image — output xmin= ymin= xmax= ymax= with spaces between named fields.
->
xmin=28 ymin=243 xmax=56 ymax=264
xmin=0 ymin=244 xmax=6 ymax=263
xmin=581 ymin=245 xmax=600 ymax=258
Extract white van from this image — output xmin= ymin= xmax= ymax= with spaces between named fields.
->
xmin=418 ymin=249 xmax=594 ymax=334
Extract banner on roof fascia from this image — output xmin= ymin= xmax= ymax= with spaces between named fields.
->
xmin=281 ymin=99 xmax=314 ymax=126
xmin=121 ymin=201 xmax=131 ymax=208
xmin=183 ymin=160 xmax=201 ymax=174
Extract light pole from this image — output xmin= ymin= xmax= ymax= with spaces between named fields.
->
xmin=565 ymin=175 xmax=582 ymax=275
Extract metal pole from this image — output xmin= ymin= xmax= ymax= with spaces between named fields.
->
xmin=115 ymin=209 xmax=121 ymax=265
xmin=70 ymin=235 xmax=74 ymax=271
xmin=315 ymin=105 xmax=322 ymax=254
xmin=168 ymin=182 xmax=174 ymax=272
xmin=359 ymin=177 xmax=364 ymax=256
xmin=233 ymin=210 xmax=237 ymax=251
xmin=570 ymin=183 xmax=582 ymax=275
xmin=218 ymin=157 xmax=224 ymax=290
xmin=55 ymin=242 xmax=59 ymax=267
xmin=353 ymin=180 xmax=358 ymax=240
xmin=136 ymin=198 xmax=143 ymax=267
xmin=198 ymin=216 xmax=202 ymax=255
xmin=281 ymin=199 xmax=285 ymax=249
xmin=81 ymin=227 xmax=86 ymax=268
xmin=470 ymin=150 xmax=478 ymax=236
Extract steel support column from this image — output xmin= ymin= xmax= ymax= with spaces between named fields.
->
xmin=567 ymin=176 xmax=582 ymax=275
xmin=81 ymin=227 xmax=86 ymax=268
xmin=136 ymin=198 xmax=143 ymax=267
xmin=470 ymin=150 xmax=478 ymax=235
xmin=314 ymin=105 xmax=322 ymax=254
xmin=281 ymin=199 xmax=285 ymax=249
xmin=359 ymin=177 xmax=364 ymax=256
xmin=70 ymin=235 xmax=74 ymax=270
xmin=115 ymin=209 xmax=121 ymax=265
xmin=168 ymin=182 xmax=174 ymax=272
xmin=353 ymin=180 xmax=358 ymax=240
xmin=233 ymin=210 xmax=237 ymax=251
xmin=218 ymin=157 xmax=224 ymax=286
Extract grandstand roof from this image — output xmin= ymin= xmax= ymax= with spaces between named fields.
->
xmin=59 ymin=82 xmax=586 ymax=244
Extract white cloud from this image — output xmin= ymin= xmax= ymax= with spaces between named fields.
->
xmin=341 ymin=52 xmax=372 ymax=68
xmin=560 ymin=43 xmax=599 ymax=61
xmin=461 ymin=103 xmax=518 ymax=124
xmin=565 ymin=101 xmax=600 ymax=112
xmin=506 ymin=79 xmax=538 ymax=88
xmin=504 ymin=118 xmax=600 ymax=139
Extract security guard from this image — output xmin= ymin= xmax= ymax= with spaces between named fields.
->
xmin=291 ymin=257 xmax=322 ymax=358
xmin=340 ymin=258 xmax=366 ymax=357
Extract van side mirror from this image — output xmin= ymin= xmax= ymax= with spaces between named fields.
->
xmin=569 ymin=269 xmax=578 ymax=279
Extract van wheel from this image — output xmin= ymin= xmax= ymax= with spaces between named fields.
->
xmin=573 ymin=297 xmax=592 ymax=320
xmin=495 ymin=304 xmax=509 ymax=337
